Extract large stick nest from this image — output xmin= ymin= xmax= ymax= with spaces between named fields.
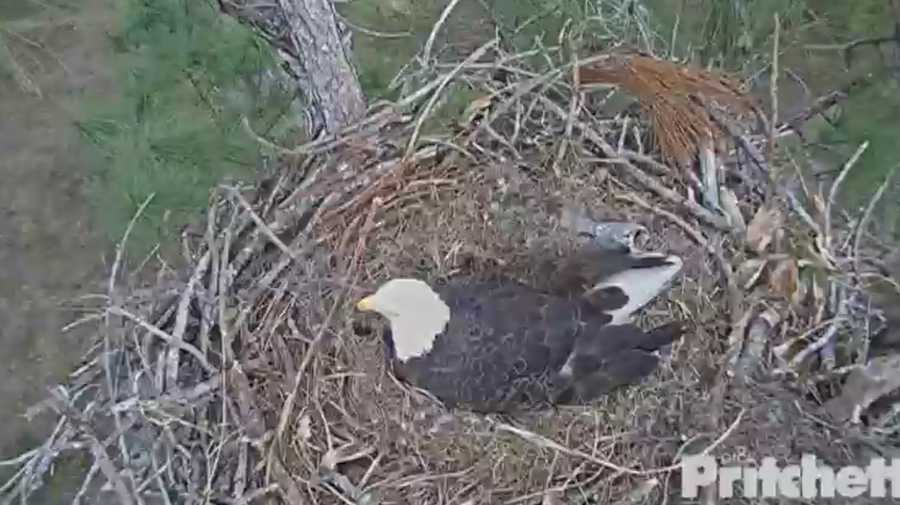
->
xmin=9 ymin=44 xmax=900 ymax=505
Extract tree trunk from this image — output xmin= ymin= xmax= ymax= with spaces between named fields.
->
xmin=889 ymin=0 xmax=900 ymax=84
xmin=217 ymin=0 xmax=367 ymax=135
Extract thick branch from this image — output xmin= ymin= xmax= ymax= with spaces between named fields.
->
xmin=218 ymin=0 xmax=367 ymax=134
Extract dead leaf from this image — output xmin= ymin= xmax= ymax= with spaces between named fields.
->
xmin=809 ymin=273 xmax=827 ymax=324
xmin=790 ymin=267 xmax=817 ymax=316
xmin=812 ymin=192 xmax=827 ymax=222
xmin=462 ymin=95 xmax=493 ymax=123
xmin=773 ymin=228 xmax=787 ymax=253
xmin=768 ymin=258 xmax=799 ymax=300
xmin=736 ymin=308 xmax=781 ymax=382
xmin=724 ymin=309 xmax=755 ymax=373
xmin=719 ymin=186 xmax=746 ymax=232
xmin=298 ymin=414 xmax=312 ymax=441
xmin=823 ymin=355 xmax=900 ymax=423
xmin=745 ymin=206 xmax=783 ymax=254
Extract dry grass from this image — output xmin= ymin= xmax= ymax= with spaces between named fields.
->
xmin=577 ymin=52 xmax=763 ymax=169
xmin=5 ymin=32 xmax=900 ymax=505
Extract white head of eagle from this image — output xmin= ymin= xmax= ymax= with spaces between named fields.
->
xmin=356 ymin=278 xmax=450 ymax=361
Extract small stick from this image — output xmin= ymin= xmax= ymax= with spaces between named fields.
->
xmin=90 ymin=436 xmax=136 ymax=505
xmin=621 ymin=149 xmax=671 ymax=176
xmin=49 ymin=389 xmax=136 ymax=505
xmin=200 ymin=200 xmax=219 ymax=357
xmin=768 ymin=14 xmax=780 ymax=163
xmin=468 ymin=67 xmax=566 ymax=147
xmin=166 ymin=250 xmax=212 ymax=390
xmin=108 ymin=307 xmax=215 ymax=374
xmin=552 ymin=51 xmax=583 ymax=177
xmin=219 ymin=210 xmax=236 ymax=367
xmin=227 ymin=186 xmax=298 ymax=260
xmin=421 ymin=0 xmax=463 ymax=63
xmin=789 ymin=313 xmax=850 ymax=369
xmin=336 ymin=14 xmax=411 ymax=39
xmin=103 ymin=193 xmax=155 ymax=481
xmin=146 ymin=451 xmax=174 ymax=505
xmin=496 ymin=409 xmax=744 ymax=477
xmin=698 ymin=134 xmax=721 ymax=212
xmin=541 ymin=95 xmax=731 ymax=231
xmin=853 ymin=165 xmax=898 ymax=277
xmin=108 ymin=193 xmax=155 ymax=297
xmin=617 ymin=116 xmax=630 ymax=153
xmin=824 ymin=141 xmax=869 ymax=248
xmin=785 ymin=187 xmax=821 ymax=235
xmin=70 ymin=460 xmax=100 ymax=505
xmin=614 ymin=192 xmax=710 ymax=249
xmin=406 ymin=38 xmax=499 ymax=159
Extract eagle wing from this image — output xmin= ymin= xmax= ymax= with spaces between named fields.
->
xmin=548 ymin=243 xmax=676 ymax=295
xmin=397 ymin=278 xmax=589 ymax=412
xmin=551 ymin=321 xmax=686 ymax=404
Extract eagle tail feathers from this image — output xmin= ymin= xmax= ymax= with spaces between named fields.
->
xmin=550 ymin=349 xmax=661 ymax=405
xmin=635 ymin=320 xmax=687 ymax=351
xmin=550 ymin=321 xmax=687 ymax=405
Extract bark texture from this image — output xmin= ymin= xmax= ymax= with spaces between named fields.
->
xmin=218 ymin=0 xmax=367 ymax=135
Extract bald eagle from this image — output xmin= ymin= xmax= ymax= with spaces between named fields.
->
xmin=355 ymin=247 xmax=685 ymax=413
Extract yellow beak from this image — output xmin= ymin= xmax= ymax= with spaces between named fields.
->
xmin=356 ymin=296 xmax=375 ymax=311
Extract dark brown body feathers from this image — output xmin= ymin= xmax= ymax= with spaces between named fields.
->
xmin=386 ymin=278 xmax=684 ymax=413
